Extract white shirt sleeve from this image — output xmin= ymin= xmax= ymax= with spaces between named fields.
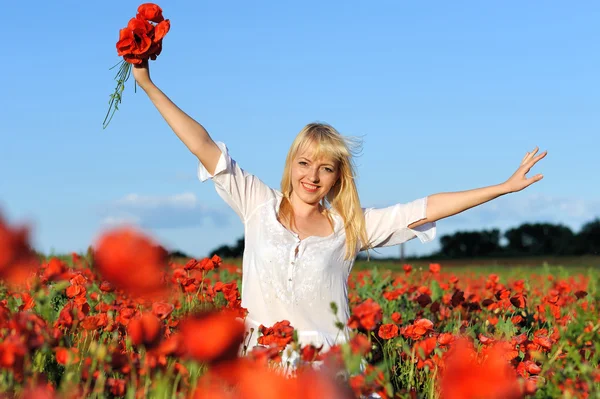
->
xmin=197 ymin=141 xmax=276 ymax=223
xmin=363 ymin=197 xmax=436 ymax=249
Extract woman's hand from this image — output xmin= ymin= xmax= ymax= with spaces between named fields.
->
xmin=502 ymin=147 xmax=547 ymax=193
xmin=132 ymin=60 xmax=154 ymax=90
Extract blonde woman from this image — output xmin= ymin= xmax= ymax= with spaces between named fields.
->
xmin=132 ymin=63 xmax=547 ymax=358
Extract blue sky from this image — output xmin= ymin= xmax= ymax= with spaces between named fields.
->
xmin=1 ymin=1 xmax=598 ymax=259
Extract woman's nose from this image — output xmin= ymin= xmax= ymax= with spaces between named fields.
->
xmin=308 ymin=167 xmax=320 ymax=182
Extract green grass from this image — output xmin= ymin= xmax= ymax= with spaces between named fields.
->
xmin=213 ymin=255 xmax=600 ymax=279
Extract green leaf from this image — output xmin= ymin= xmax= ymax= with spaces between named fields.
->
xmin=430 ymin=279 xmax=443 ymax=302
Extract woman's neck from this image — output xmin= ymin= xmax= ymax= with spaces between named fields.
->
xmin=289 ymin=194 xmax=325 ymax=219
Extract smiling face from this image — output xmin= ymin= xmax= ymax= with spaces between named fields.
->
xmin=289 ymin=142 xmax=340 ymax=207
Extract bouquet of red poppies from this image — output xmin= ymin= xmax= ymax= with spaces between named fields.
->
xmin=103 ymin=3 xmax=170 ymax=129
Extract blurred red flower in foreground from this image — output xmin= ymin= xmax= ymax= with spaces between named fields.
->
xmin=93 ymin=227 xmax=168 ymax=299
xmin=179 ymin=310 xmax=245 ymax=365
xmin=193 ymin=358 xmax=353 ymax=399
xmin=21 ymin=386 xmax=56 ymax=399
xmin=439 ymin=338 xmax=521 ymax=399
xmin=0 ymin=215 xmax=38 ymax=286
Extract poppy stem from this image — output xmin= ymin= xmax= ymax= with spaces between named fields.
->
xmin=103 ymin=59 xmax=133 ymax=129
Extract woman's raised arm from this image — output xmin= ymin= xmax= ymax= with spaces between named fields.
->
xmin=133 ymin=62 xmax=222 ymax=175
xmin=408 ymin=147 xmax=547 ymax=229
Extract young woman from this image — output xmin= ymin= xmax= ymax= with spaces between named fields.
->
xmin=132 ymin=63 xmax=547 ymax=356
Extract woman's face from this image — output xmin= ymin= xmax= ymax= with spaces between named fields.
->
xmin=289 ymin=143 xmax=340 ymax=206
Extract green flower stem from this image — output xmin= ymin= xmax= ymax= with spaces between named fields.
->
xmin=103 ymin=59 xmax=133 ymax=129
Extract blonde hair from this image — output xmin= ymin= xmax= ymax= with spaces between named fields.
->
xmin=279 ymin=122 xmax=369 ymax=259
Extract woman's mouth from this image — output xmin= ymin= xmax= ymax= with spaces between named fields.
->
xmin=301 ymin=182 xmax=319 ymax=193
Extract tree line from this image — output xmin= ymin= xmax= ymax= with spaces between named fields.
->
xmin=431 ymin=219 xmax=600 ymax=259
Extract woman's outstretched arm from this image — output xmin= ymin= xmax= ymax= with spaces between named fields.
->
xmin=408 ymin=147 xmax=548 ymax=229
xmin=133 ymin=62 xmax=222 ymax=175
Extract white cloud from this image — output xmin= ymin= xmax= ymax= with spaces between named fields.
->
xmin=101 ymin=215 xmax=141 ymax=226
xmin=100 ymin=192 xmax=229 ymax=229
xmin=114 ymin=193 xmax=198 ymax=209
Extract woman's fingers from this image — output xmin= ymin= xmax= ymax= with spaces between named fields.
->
xmin=521 ymin=147 xmax=545 ymax=166
xmin=521 ymin=147 xmax=536 ymax=165
xmin=521 ymin=150 xmax=547 ymax=178
xmin=528 ymin=147 xmax=539 ymax=161
xmin=529 ymin=150 xmax=547 ymax=166
xmin=527 ymin=173 xmax=544 ymax=186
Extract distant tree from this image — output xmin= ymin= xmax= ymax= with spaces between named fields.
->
xmin=574 ymin=218 xmax=600 ymax=255
xmin=504 ymin=223 xmax=576 ymax=256
xmin=210 ymin=237 xmax=245 ymax=258
xmin=439 ymin=229 xmax=502 ymax=258
xmin=168 ymin=249 xmax=190 ymax=258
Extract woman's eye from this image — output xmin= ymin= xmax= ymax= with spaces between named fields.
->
xmin=299 ymin=161 xmax=308 ymax=166
xmin=325 ymin=167 xmax=334 ymax=173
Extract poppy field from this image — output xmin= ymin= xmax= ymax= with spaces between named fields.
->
xmin=0 ymin=216 xmax=599 ymax=398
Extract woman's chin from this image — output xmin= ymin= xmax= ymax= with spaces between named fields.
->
xmin=292 ymin=191 xmax=324 ymax=206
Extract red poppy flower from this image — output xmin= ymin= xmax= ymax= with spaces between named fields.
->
xmin=99 ymin=281 xmax=115 ymax=293
xmin=105 ymin=4 xmax=171 ymax=128
xmin=249 ymin=345 xmax=283 ymax=364
xmin=153 ymin=19 xmax=170 ymax=41
xmin=574 ymin=290 xmax=588 ymax=299
xmin=391 ymin=312 xmax=402 ymax=324
xmin=21 ymin=387 xmax=56 ymax=399
xmin=439 ymin=338 xmax=521 ymax=399
xmin=414 ymin=336 xmax=437 ymax=361
xmin=137 ymin=3 xmax=164 ymax=22
xmin=152 ymin=302 xmax=174 ymax=320
xmin=258 ymin=320 xmax=295 ymax=351
xmin=524 ymin=360 xmax=542 ymax=375
xmin=400 ymin=318 xmax=434 ymax=340
xmin=450 ymin=290 xmax=465 ymax=307
xmin=41 ymin=257 xmax=69 ymax=282
xmin=93 ymin=227 xmax=168 ymax=299
xmin=198 ymin=255 xmax=222 ymax=271
xmin=437 ymin=333 xmax=454 ymax=346
xmin=523 ymin=377 xmax=540 ymax=395
xmin=300 ymin=344 xmax=323 ymax=362
xmin=127 ymin=312 xmax=163 ymax=348
xmin=532 ymin=335 xmax=553 ymax=351
xmin=116 ymin=18 xmax=153 ymax=58
xmin=429 ymin=263 xmax=441 ymax=274
xmin=347 ymin=298 xmax=383 ymax=331
xmin=378 ymin=324 xmax=399 ymax=340
xmin=107 ymin=378 xmax=127 ymax=397
xmin=214 ymin=281 xmax=240 ymax=304
xmin=81 ymin=314 xmax=108 ymax=331
xmin=179 ymin=310 xmax=245 ymax=364
xmin=510 ymin=293 xmax=526 ymax=309
xmin=0 ymin=215 xmax=38 ymax=286
xmin=55 ymin=347 xmax=79 ymax=366
xmin=349 ymin=333 xmax=371 ymax=356
xmin=416 ymin=293 xmax=432 ymax=307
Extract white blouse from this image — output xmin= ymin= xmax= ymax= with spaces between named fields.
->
xmin=198 ymin=142 xmax=436 ymax=351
